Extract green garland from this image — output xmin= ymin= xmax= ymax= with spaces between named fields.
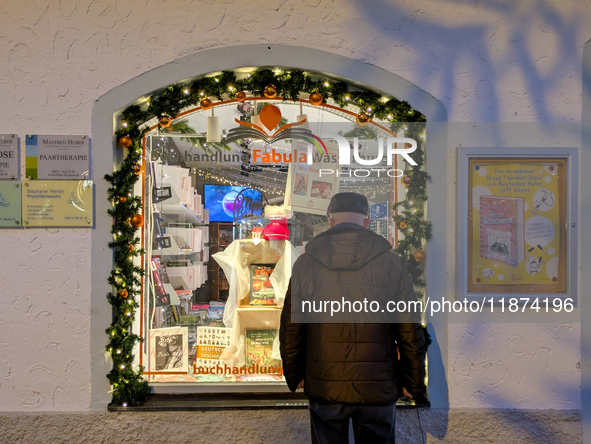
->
xmin=104 ymin=141 xmax=150 ymax=406
xmin=391 ymin=122 xmax=432 ymax=288
xmin=107 ymin=68 xmax=430 ymax=406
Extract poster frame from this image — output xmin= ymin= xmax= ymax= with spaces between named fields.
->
xmin=148 ymin=326 xmax=189 ymax=375
xmin=457 ymin=147 xmax=578 ymax=302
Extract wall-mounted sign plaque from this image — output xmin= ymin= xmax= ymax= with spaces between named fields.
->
xmin=0 ymin=134 xmax=19 ymax=180
xmin=26 ymin=135 xmax=89 ymax=180
xmin=0 ymin=181 xmax=22 ymax=227
xmin=22 ymin=180 xmax=93 ymax=227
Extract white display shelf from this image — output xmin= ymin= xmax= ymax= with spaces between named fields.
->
xmin=153 ymin=185 xmax=204 ymax=225
xmin=159 ymin=204 xmax=204 ymax=225
xmin=162 ymin=283 xmax=180 ymax=305
xmin=155 ymin=232 xmax=200 ymax=256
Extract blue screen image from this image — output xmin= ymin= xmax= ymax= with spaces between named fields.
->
xmin=204 ymin=185 xmax=263 ymax=222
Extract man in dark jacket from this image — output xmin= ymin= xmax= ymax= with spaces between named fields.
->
xmin=280 ymin=192 xmax=426 ymax=444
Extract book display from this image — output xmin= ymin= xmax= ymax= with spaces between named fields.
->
xmin=142 ymin=156 xmax=298 ymax=385
xmin=144 ymin=161 xmax=213 ymax=380
xmin=249 ymin=264 xmax=277 ymax=306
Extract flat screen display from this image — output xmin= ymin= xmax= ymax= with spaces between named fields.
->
xmin=204 ymin=185 xmax=263 ymax=222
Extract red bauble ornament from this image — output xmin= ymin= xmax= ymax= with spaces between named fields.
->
xmin=119 ymin=136 xmax=133 ymax=149
xmin=159 ymin=116 xmax=172 ymax=128
xmin=129 ymin=214 xmax=144 ymax=228
xmin=119 ymin=289 xmax=129 ymax=299
xmin=413 ymin=251 xmax=426 ymax=263
xmin=236 ymin=91 xmax=247 ymax=102
xmin=309 ymin=91 xmax=323 ymax=106
xmin=264 ymin=85 xmax=277 ymax=99
xmin=200 ymin=98 xmax=213 ymax=110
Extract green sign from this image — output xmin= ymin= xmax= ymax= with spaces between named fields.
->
xmin=22 ymin=180 xmax=93 ymax=227
xmin=0 ymin=181 xmax=22 ymax=227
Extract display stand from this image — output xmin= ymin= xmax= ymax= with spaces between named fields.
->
xmin=212 ymin=239 xmax=300 ymax=367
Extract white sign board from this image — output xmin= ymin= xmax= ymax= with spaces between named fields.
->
xmin=0 ymin=135 xmax=19 ymax=180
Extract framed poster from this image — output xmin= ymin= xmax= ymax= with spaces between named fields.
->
xmin=148 ymin=327 xmax=189 ymax=373
xmin=458 ymin=148 xmax=577 ymax=299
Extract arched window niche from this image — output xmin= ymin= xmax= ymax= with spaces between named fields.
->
xmin=91 ymin=45 xmax=448 ymax=410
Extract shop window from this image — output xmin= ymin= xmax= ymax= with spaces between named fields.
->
xmin=119 ymin=68 xmax=428 ymax=406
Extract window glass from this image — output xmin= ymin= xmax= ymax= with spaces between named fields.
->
xmin=135 ymin=100 xmax=418 ymax=392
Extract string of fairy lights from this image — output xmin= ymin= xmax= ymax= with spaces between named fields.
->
xmin=195 ymin=168 xmax=286 ymax=196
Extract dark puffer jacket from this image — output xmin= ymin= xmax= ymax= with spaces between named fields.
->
xmin=280 ymin=223 xmax=426 ymax=405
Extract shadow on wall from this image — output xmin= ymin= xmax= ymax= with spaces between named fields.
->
xmin=359 ymin=0 xmax=580 ymax=123
xmin=421 ymin=323 xmax=449 ymax=440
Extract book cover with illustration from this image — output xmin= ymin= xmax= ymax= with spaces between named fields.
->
xmin=194 ymin=326 xmax=231 ymax=369
xmin=249 ymin=264 xmax=276 ymax=306
xmin=479 ymin=195 xmax=525 ymax=267
xmin=245 ymin=330 xmax=281 ymax=368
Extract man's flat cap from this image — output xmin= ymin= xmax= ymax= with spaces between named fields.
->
xmin=327 ymin=192 xmax=369 ymax=216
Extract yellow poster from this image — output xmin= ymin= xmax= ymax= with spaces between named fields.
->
xmin=22 ymin=180 xmax=94 ymax=227
xmin=468 ymin=159 xmax=566 ymax=293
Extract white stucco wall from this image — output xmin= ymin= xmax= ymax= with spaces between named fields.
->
xmin=0 ymin=0 xmax=588 ymax=412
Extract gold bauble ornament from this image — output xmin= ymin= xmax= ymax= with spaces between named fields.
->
xmin=131 ymin=164 xmax=141 ymax=175
xmin=399 ymin=220 xmax=408 ymax=230
xmin=356 ymin=112 xmax=370 ymax=125
xmin=200 ymin=98 xmax=213 ymax=110
xmin=119 ymin=289 xmax=129 ymax=299
xmin=402 ymin=175 xmax=412 ymax=186
xmin=118 ymin=196 xmax=127 ymax=204
xmin=309 ymin=91 xmax=323 ymax=106
xmin=236 ymin=91 xmax=247 ymax=102
xmin=119 ymin=136 xmax=133 ymax=149
xmin=129 ymin=214 xmax=144 ymax=228
xmin=159 ymin=116 xmax=172 ymax=128
xmin=264 ymin=85 xmax=277 ymax=98
xmin=128 ymin=244 xmax=134 ymax=252
xmin=413 ymin=250 xmax=426 ymax=263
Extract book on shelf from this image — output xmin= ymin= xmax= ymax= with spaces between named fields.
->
xmin=208 ymin=301 xmax=225 ymax=320
xmin=249 ymin=264 xmax=277 ymax=306
xmin=245 ymin=329 xmax=281 ymax=369
xmin=168 ymin=222 xmax=193 ymax=228
xmin=151 ymin=259 xmax=171 ymax=306
xmin=171 ymin=305 xmax=181 ymax=323
xmin=479 ymin=195 xmax=525 ymax=267
xmin=166 ymin=258 xmax=192 ymax=267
